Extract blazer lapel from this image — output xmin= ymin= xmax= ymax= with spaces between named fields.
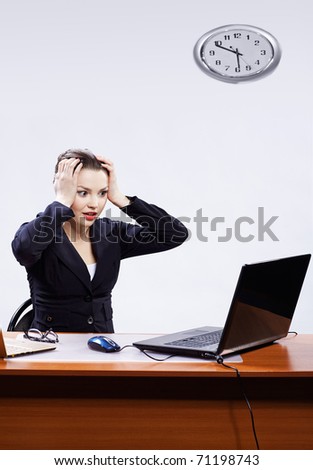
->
xmin=52 ymin=227 xmax=92 ymax=290
xmin=90 ymin=219 xmax=118 ymax=290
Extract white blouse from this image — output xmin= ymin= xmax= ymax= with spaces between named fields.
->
xmin=87 ymin=263 xmax=97 ymax=280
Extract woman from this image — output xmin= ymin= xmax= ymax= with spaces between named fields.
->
xmin=12 ymin=149 xmax=188 ymax=332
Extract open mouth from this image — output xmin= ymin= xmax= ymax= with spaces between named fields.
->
xmin=83 ymin=212 xmax=98 ymax=220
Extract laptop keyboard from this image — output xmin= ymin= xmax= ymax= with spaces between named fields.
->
xmin=165 ymin=330 xmax=222 ymax=349
xmin=5 ymin=339 xmax=56 ymax=356
xmin=6 ymin=343 xmax=33 ymax=355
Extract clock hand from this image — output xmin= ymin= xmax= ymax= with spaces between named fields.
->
xmin=215 ymin=43 xmax=243 ymax=56
xmin=235 ymin=48 xmax=241 ymax=69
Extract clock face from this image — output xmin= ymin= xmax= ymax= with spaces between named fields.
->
xmin=194 ymin=25 xmax=282 ymax=83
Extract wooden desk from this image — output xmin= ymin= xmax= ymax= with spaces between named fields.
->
xmin=0 ymin=334 xmax=312 ymax=450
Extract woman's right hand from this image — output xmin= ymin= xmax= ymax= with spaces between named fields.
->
xmin=54 ymin=158 xmax=83 ymax=207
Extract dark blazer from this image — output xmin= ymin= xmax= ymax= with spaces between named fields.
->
xmin=12 ymin=197 xmax=188 ymax=332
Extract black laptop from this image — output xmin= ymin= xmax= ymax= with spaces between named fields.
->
xmin=133 ymin=254 xmax=311 ymax=360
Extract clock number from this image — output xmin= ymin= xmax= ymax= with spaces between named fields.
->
xmin=234 ymin=33 xmax=241 ymax=39
xmin=224 ymin=35 xmax=231 ymax=40
xmin=260 ymin=50 xmax=266 ymax=55
xmin=225 ymin=65 xmax=230 ymax=71
xmin=215 ymin=40 xmax=222 ymax=46
xmin=254 ymin=40 xmax=260 ymax=46
xmin=246 ymin=65 xmax=252 ymax=71
xmin=215 ymin=60 xmax=221 ymax=65
xmin=235 ymin=67 xmax=240 ymax=73
xmin=209 ymin=50 xmax=215 ymax=56
xmin=246 ymin=34 xmax=250 ymax=40
xmin=255 ymin=60 xmax=260 ymax=65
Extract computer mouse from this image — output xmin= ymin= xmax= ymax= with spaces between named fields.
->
xmin=88 ymin=335 xmax=121 ymax=353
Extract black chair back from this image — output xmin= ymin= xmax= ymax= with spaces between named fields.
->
xmin=7 ymin=298 xmax=34 ymax=331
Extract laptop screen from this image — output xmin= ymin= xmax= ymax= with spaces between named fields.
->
xmin=218 ymin=254 xmax=311 ymax=355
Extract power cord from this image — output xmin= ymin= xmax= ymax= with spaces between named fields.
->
xmin=121 ymin=345 xmax=260 ymax=448
xmin=126 ymin=332 xmax=301 ymax=449
xmin=217 ymin=357 xmax=260 ymax=450
xmin=215 ymin=332 xmax=300 ymax=449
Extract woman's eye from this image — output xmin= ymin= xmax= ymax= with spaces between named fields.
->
xmin=100 ymin=190 xmax=108 ymax=197
xmin=78 ymin=191 xmax=87 ymax=196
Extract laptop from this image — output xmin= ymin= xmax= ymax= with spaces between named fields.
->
xmin=133 ymin=254 xmax=311 ymax=360
xmin=0 ymin=327 xmax=56 ymax=358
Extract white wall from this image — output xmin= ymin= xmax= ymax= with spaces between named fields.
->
xmin=1 ymin=0 xmax=312 ymax=333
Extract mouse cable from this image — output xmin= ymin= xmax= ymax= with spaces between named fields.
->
xmin=217 ymin=358 xmax=260 ymax=451
xmin=119 ymin=344 xmax=177 ymax=362
xmin=140 ymin=349 xmax=177 ymax=362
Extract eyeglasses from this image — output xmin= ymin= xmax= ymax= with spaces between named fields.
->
xmin=23 ymin=328 xmax=59 ymax=344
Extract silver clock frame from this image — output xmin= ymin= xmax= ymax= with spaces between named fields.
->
xmin=193 ymin=24 xmax=282 ymax=83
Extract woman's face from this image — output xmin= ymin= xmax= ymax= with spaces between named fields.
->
xmin=70 ymin=169 xmax=109 ymax=229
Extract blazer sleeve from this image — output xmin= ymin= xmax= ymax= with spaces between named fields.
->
xmin=118 ymin=196 xmax=189 ymax=259
xmin=11 ymin=201 xmax=74 ymax=268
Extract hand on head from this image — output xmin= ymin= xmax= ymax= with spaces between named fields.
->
xmin=54 ymin=157 xmax=83 ymax=207
xmin=96 ymin=156 xmax=130 ymax=208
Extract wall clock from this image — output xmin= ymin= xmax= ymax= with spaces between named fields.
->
xmin=194 ymin=24 xmax=282 ymax=83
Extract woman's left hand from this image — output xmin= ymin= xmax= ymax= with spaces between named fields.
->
xmin=96 ymin=156 xmax=130 ymax=208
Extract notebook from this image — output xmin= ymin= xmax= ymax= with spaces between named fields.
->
xmin=0 ymin=327 xmax=56 ymax=358
xmin=133 ymin=254 xmax=311 ymax=360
